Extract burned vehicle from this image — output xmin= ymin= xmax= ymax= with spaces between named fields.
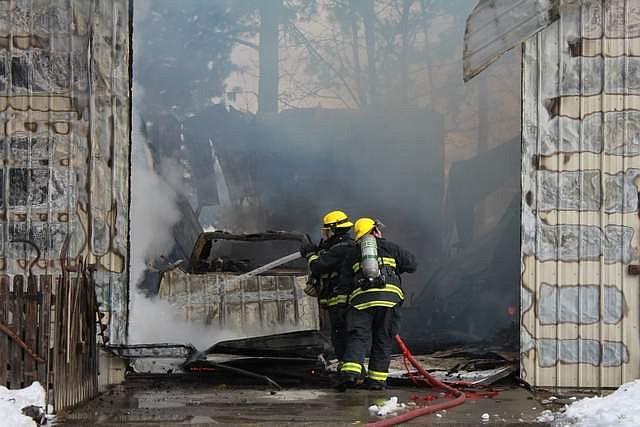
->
xmin=157 ymin=230 xmax=321 ymax=334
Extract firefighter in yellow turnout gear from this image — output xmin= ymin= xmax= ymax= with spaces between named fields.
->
xmin=338 ymin=218 xmax=417 ymax=390
xmin=300 ymin=210 xmax=355 ymax=362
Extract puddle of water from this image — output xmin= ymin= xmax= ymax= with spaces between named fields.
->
xmin=185 ymin=415 xmax=217 ymax=424
xmin=263 ymin=390 xmax=327 ymax=401
xmin=137 ymin=397 xmax=187 ymax=408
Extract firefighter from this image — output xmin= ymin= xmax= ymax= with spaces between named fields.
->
xmin=338 ymin=218 xmax=417 ymax=390
xmin=300 ymin=210 xmax=355 ymax=362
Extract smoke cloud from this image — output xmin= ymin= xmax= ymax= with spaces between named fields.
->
xmin=128 ymin=82 xmax=232 ymax=349
xmin=129 ymin=123 xmax=180 ymax=285
xmin=132 ymin=0 xmax=523 ymax=349
xmin=128 ymin=291 xmax=238 ymax=349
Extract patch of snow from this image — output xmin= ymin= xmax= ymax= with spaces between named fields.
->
xmin=369 ymin=397 xmax=399 ymax=417
xmin=0 ymin=382 xmax=47 ymax=427
xmin=537 ymin=409 xmax=555 ymax=423
xmin=554 ymin=380 xmax=640 ymax=427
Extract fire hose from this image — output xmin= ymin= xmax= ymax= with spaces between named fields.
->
xmin=364 ymin=335 xmax=466 ymax=427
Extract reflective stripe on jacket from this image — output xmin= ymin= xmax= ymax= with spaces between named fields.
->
xmin=348 ymin=283 xmax=404 ymax=310
xmin=338 ymin=238 xmax=417 ymax=310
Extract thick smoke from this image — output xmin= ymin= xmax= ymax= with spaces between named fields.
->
xmin=132 ymin=0 xmax=522 ymax=349
xmin=128 ymin=4 xmax=226 ymax=348
xmin=128 ymin=83 xmax=234 ymax=349
xmin=128 ymin=85 xmax=293 ymax=348
xmin=129 ymin=118 xmax=180 ymax=285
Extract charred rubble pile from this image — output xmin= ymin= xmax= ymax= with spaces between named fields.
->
xmin=107 ymin=330 xmax=517 ymax=388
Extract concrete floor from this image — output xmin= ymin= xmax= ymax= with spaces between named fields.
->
xmin=55 ymin=376 xmax=550 ymax=426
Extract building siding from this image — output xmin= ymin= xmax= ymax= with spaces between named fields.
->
xmin=0 ymin=0 xmax=131 ymax=344
xmin=522 ymin=0 xmax=640 ymax=387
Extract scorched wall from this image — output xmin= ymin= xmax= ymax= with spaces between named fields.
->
xmin=521 ymin=0 xmax=640 ymax=388
xmin=0 ymin=0 xmax=131 ymax=344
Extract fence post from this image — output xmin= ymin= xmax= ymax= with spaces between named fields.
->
xmin=10 ymin=276 xmax=24 ymax=388
xmin=24 ymin=277 xmax=38 ymax=386
xmin=39 ymin=275 xmax=52 ymax=404
xmin=0 ymin=275 xmax=8 ymax=386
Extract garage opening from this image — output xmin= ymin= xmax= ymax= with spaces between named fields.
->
xmin=128 ymin=0 xmax=522 ymax=356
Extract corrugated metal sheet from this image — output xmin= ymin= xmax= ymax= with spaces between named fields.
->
xmin=0 ymin=0 xmax=131 ymax=344
xmin=521 ymin=0 xmax=640 ymax=388
xmin=464 ymin=0 xmax=559 ymax=81
xmin=158 ymin=269 xmax=319 ymax=333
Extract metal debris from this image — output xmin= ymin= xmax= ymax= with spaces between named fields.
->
xmin=463 ymin=0 xmax=559 ymax=81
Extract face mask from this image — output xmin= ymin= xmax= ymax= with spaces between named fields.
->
xmin=321 ymin=227 xmax=333 ymax=240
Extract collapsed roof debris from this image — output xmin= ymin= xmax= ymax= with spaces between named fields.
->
xmin=184 ymin=331 xmax=331 ymax=388
xmin=463 ymin=0 xmax=559 ymax=81
xmin=111 ymin=330 xmax=517 ymax=390
xmin=106 ymin=344 xmax=197 ymax=375
xmin=325 ymin=346 xmax=518 ymax=387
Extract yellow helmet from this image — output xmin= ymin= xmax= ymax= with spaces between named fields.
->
xmin=323 ymin=210 xmax=353 ymax=229
xmin=354 ymin=217 xmax=377 ymax=240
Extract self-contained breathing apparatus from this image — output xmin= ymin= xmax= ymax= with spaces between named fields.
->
xmin=358 ymin=233 xmax=385 ymax=289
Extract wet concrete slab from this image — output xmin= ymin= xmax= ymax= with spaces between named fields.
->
xmin=55 ymin=376 xmax=548 ymax=426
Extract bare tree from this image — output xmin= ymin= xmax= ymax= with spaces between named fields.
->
xmin=399 ymin=0 xmax=412 ymax=105
xmin=258 ymin=0 xmax=282 ymax=113
xmin=360 ymin=1 xmax=378 ymax=107
xmin=349 ymin=1 xmax=366 ymax=106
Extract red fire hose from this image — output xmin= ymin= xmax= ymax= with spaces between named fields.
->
xmin=364 ymin=335 xmax=466 ymax=427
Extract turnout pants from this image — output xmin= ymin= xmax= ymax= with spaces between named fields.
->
xmin=340 ymin=305 xmax=401 ymax=383
xmin=328 ymin=304 xmax=348 ymax=361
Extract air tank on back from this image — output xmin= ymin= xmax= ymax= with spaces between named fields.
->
xmin=359 ymin=233 xmax=381 ymax=282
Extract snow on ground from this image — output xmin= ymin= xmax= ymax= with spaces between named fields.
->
xmin=549 ymin=380 xmax=640 ymax=426
xmin=368 ymin=397 xmax=405 ymax=417
xmin=0 ymin=382 xmax=47 ymax=427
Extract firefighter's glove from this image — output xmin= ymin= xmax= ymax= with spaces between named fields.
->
xmin=299 ymin=242 xmax=318 ymax=258
xmin=304 ymin=278 xmax=319 ymax=297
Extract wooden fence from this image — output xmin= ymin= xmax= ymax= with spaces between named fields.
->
xmin=0 ymin=270 xmax=98 ymax=412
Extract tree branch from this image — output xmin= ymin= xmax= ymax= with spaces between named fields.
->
xmin=286 ymin=22 xmax=362 ymax=108
xmin=230 ymin=37 xmax=259 ymax=50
